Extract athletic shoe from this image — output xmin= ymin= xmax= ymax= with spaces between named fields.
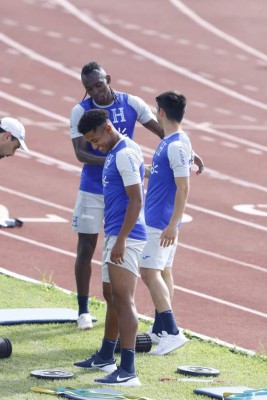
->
xmin=146 ymin=326 xmax=161 ymax=345
xmin=73 ymin=352 xmax=117 ymax=373
xmin=77 ymin=313 xmax=93 ymax=329
xmin=150 ymin=330 xmax=189 ymax=355
xmin=94 ymin=367 xmax=141 ymax=387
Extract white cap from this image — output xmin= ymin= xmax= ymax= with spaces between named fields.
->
xmin=0 ymin=117 xmax=29 ymax=152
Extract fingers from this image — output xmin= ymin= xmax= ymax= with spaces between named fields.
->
xmin=196 ymin=164 xmax=205 ymax=175
xmin=110 ymin=255 xmax=124 ymax=264
xmin=160 ymin=237 xmax=175 ymax=247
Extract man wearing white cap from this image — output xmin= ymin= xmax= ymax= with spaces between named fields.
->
xmin=0 ymin=117 xmax=29 ymax=159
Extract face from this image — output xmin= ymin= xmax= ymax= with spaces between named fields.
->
xmin=0 ymin=132 xmax=20 ymax=159
xmin=84 ymin=124 xmax=115 ymax=153
xmin=82 ymin=69 xmax=112 ymax=106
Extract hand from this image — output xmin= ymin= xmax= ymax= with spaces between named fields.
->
xmin=110 ymin=240 xmax=126 ymax=264
xmin=194 ymin=153 xmax=204 ymax=175
xmin=160 ymin=226 xmax=178 ymax=247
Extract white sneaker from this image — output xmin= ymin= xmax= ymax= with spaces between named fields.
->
xmin=150 ymin=330 xmax=188 ymax=355
xmin=146 ymin=326 xmax=161 ymax=345
xmin=77 ymin=313 xmax=93 ymax=329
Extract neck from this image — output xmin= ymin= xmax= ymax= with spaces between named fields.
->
xmin=163 ymin=120 xmax=182 ymax=136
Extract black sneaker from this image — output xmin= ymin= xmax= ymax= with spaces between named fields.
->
xmin=94 ymin=367 xmax=141 ymax=386
xmin=74 ymin=352 xmax=117 ymax=373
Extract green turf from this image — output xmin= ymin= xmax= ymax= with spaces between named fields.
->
xmin=0 ymin=273 xmax=266 ymax=400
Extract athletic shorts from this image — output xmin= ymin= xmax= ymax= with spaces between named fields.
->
xmin=102 ymin=235 xmax=146 ymax=283
xmin=72 ymin=190 xmax=104 ymax=234
xmin=139 ymin=226 xmax=178 ymax=270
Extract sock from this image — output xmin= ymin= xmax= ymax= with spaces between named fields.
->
xmin=120 ymin=348 xmax=135 ymax=374
xmin=77 ymin=295 xmax=89 ymax=316
xmin=98 ymin=337 xmax=117 ymax=360
xmin=159 ymin=310 xmax=179 ymax=335
xmin=152 ymin=310 xmax=164 ymax=335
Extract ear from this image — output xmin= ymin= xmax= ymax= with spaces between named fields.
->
xmin=1 ymin=132 xmax=11 ymax=141
xmin=159 ymin=107 xmax=165 ymax=117
xmin=105 ymin=123 xmax=113 ymax=134
xmin=106 ymin=74 xmax=111 ymax=84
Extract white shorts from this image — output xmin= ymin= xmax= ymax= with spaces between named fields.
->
xmin=72 ymin=190 xmax=104 ymax=234
xmin=139 ymin=226 xmax=178 ymax=270
xmin=102 ymin=235 xmax=146 ymax=283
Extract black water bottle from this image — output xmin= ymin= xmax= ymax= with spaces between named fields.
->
xmin=0 ymin=338 xmax=12 ymax=358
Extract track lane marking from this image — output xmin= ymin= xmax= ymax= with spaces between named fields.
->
xmin=169 ymin=0 xmax=267 ymax=62
xmin=1 ymin=16 xmax=267 ymax=111
xmin=0 ymin=185 xmax=266 ymax=273
xmin=0 ymin=230 xmax=265 ymax=318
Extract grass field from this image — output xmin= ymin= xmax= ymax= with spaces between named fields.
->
xmin=0 ymin=272 xmax=266 ymax=400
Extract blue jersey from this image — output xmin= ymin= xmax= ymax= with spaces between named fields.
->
xmin=103 ymin=136 xmax=147 ymax=241
xmin=70 ymin=92 xmax=156 ymax=195
xmin=145 ymin=132 xmax=193 ymax=230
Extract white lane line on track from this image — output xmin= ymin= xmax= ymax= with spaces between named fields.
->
xmin=0 ymin=184 xmax=266 ymax=274
xmin=2 ymin=10 xmax=267 ymax=113
xmin=169 ymin=0 xmax=267 ymax=62
xmin=187 ymin=204 xmax=267 ymax=232
xmin=174 ymin=284 xmax=267 ymax=319
xmin=1 ymin=89 xmax=267 ymax=153
xmin=0 ymin=229 xmax=265 ymax=318
xmin=1 ymin=88 xmax=267 ymax=192
xmin=51 ymin=0 xmax=267 ymax=111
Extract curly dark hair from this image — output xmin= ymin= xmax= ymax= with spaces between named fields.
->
xmin=78 ymin=109 xmax=109 ymax=135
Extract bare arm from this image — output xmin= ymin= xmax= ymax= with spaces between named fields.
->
xmin=160 ymin=176 xmax=190 ymax=247
xmin=72 ymin=136 xmax=106 ymax=165
xmin=110 ymin=184 xmax=143 ymax=264
xmin=142 ymin=119 xmax=164 ymax=139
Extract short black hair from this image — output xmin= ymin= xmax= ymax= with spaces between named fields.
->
xmin=81 ymin=61 xmax=102 ymax=76
xmin=78 ymin=109 xmax=109 ymax=135
xmin=155 ymin=91 xmax=186 ymax=122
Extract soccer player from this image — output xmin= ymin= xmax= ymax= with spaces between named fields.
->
xmin=0 ymin=117 xmax=29 ymax=159
xmin=70 ymin=61 xmax=204 ymax=329
xmin=74 ymin=109 xmax=146 ymax=386
xmin=140 ymin=91 xmax=192 ymax=355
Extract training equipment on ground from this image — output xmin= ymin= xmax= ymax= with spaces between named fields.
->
xmin=0 ymin=337 xmax=12 ymax=358
xmin=177 ymin=365 xmax=220 ymax=377
xmin=30 ymin=369 xmax=74 ymax=380
xmin=115 ymin=333 xmax=152 ymax=353
xmin=159 ymin=377 xmax=230 ymax=383
xmin=0 ymin=308 xmax=96 ymax=325
xmin=224 ymin=388 xmax=267 ymax=399
xmin=194 ymin=386 xmax=253 ymax=399
xmin=31 ymin=386 xmax=153 ymax=399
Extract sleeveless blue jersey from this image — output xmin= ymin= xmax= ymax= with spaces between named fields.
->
xmin=103 ymin=137 xmax=147 ymax=241
xmin=79 ymin=93 xmax=139 ymax=194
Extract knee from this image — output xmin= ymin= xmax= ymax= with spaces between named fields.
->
xmin=140 ymin=268 xmax=152 ymax=286
xmin=77 ymin=234 xmax=97 ymax=257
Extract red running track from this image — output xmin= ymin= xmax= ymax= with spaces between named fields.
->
xmin=0 ymin=0 xmax=266 ymax=353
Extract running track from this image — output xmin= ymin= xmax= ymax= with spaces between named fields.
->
xmin=0 ymin=0 xmax=266 ymax=353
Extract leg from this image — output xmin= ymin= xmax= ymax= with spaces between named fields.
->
xmin=75 ymin=233 xmax=98 ymax=329
xmin=140 ymin=268 xmax=171 ymax=313
xmin=75 ymin=232 xmax=98 ymax=296
xmin=102 ymin=281 xmax=119 ymax=340
xmin=161 ymin=267 xmax=174 ymax=300
xmin=108 ymin=264 xmax=138 ymax=350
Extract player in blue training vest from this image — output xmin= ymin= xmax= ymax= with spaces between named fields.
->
xmin=140 ymin=91 xmax=192 ymax=355
xmin=70 ymin=61 xmax=204 ymax=329
xmin=73 ymin=109 xmax=146 ymax=387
